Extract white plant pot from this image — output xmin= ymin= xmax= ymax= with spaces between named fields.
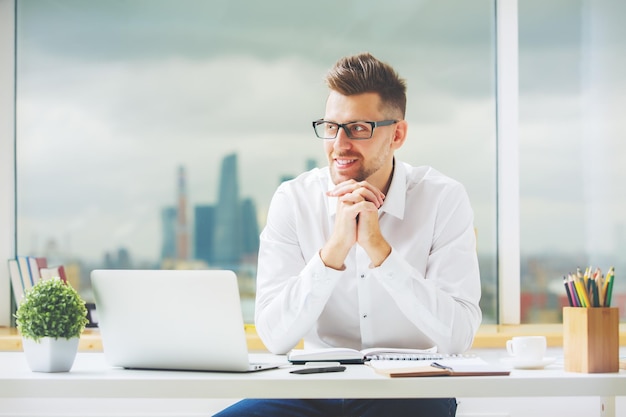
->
xmin=22 ymin=336 xmax=80 ymax=372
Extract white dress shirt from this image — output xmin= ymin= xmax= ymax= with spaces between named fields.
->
xmin=254 ymin=160 xmax=482 ymax=355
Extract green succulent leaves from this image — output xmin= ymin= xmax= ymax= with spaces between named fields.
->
xmin=15 ymin=279 xmax=89 ymax=342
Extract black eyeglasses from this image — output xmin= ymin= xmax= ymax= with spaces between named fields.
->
xmin=312 ymin=119 xmax=398 ymax=140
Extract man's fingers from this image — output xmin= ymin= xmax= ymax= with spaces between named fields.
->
xmin=329 ymin=180 xmax=385 ymax=207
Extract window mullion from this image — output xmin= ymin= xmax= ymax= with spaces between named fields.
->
xmin=496 ymin=0 xmax=521 ymax=325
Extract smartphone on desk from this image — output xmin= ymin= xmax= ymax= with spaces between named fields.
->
xmin=290 ymin=366 xmax=346 ymax=374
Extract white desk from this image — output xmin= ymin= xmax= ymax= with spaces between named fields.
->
xmin=0 ymin=352 xmax=624 ymax=416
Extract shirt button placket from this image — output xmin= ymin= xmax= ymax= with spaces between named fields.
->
xmin=360 ymin=272 xmax=367 ymax=319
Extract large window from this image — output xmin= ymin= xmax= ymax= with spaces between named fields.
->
xmin=14 ymin=0 xmax=497 ymax=323
xmin=519 ymin=0 xmax=626 ymax=322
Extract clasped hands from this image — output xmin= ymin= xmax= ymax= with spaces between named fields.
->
xmin=320 ymin=180 xmax=392 ymax=270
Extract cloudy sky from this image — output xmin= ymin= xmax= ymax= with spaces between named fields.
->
xmin=14 ymin=0 xmax=626 ymax=265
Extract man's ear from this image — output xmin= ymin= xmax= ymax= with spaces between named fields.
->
xmin=391 ymin=120 xmax=408 ymax=149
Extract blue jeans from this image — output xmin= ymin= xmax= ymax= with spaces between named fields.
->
xmin=212 ymin=398 xmax=457 ymax=417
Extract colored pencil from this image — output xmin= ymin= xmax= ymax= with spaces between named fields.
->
xmin=563 ymin=276 xmax=574 ymax=307
xmin=605 ymin=267 xmax=615 ymax=307
xmin=564 ymin=265 xmax=615 ymax=308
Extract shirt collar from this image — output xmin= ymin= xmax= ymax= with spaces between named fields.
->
xmin=326 ymin=159 xmax=406 ymax=220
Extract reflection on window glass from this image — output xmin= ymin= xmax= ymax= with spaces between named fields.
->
xmin=16 ymin=0 xmax=497 ymax=323
xmin=519 ymin=0 xmax=626 ymax=322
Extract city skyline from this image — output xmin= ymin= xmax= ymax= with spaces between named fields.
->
xmin=21 ymin=146 xmax=625 ymax=324
xmin=160 ymin=153 xmax=261 ymax=271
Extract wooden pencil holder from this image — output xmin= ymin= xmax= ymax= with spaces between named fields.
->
xmin=563 ymin=307 xmax=619 ymax=373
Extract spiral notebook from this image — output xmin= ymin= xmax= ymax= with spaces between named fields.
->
xmin=288 ymin=346 xmax=445 ymax=364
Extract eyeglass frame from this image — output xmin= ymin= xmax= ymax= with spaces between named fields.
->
xmin=312 ymin=119 xmax=398 ymax=140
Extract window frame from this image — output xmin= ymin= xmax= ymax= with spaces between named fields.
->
xmin=496 ymin=0 xmax=521 ymax=325
xmin=0 ymin=0 xmax=16 ymax=327
xmin=0 ymin=0 xmax=522 ymax=327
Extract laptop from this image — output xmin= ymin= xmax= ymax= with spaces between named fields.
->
xmin=90 ymin=269 xmax=281 ymax=372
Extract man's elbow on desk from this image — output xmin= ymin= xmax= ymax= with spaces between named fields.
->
xmin=253 ymin=321 xmax=298 ymax=355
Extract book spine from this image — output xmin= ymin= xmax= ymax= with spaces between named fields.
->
xmin=27 ymin=256 xmax=42 ymax=284
xmin=16 ymin=256 xmax=34 ymax=290
xmin=7 ymin=259 xmax=25 ymax=304
xmin=56 ymin=265 xmax=68 ymax=283
xmin=39 ymin=265 xmax=67 ymax=283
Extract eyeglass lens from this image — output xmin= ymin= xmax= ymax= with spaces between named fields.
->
xmin=315 ymin=121 xmax=373 ymax=139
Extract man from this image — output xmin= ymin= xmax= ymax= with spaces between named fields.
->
xmin=214 ymin=52 xmax=481 ymax=417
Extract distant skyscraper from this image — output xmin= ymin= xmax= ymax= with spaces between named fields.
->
xmin=280 ymin=158 xmax=317 ymax=184
xmin=102 ymin=247 xmax=132 ymax=269
xmin=213 ymin=154 xmax=241 ymax=268
xmin=194 ymin=205 xmax=216 ymax=266
xmin=103 ymin=252 xmax=115 ymax=269
xmin=305 ymin=158 xmax=317 ymax=171
xmin=241 ymin=197 xmax=260 ymax=256
xmin=161 ymin=206 xmax=177 ymax=260
xmin=116 ymin=247 xmax=132 ymax=269
xmin=176 ymin=166 xmax=190 ymax=260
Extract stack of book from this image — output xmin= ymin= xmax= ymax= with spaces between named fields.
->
xmin=7 ymin=256 xmax=67 ymax=304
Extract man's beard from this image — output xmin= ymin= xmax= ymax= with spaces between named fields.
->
xmin=329 ymin=148 xmax=389 ymax=184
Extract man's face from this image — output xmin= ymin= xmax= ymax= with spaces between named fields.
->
xmin=323 ymin=91 xmax=400 ymax=188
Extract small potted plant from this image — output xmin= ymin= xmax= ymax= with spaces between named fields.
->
xmin=15 ymin=278 xmax=89 ymax=372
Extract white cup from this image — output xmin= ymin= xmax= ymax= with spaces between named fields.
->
xmin=506 ymin=336 xmax=547 ymax=361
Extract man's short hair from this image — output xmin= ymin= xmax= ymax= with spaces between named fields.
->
xmin=325 ymin=52 xmax=407 ymax=118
